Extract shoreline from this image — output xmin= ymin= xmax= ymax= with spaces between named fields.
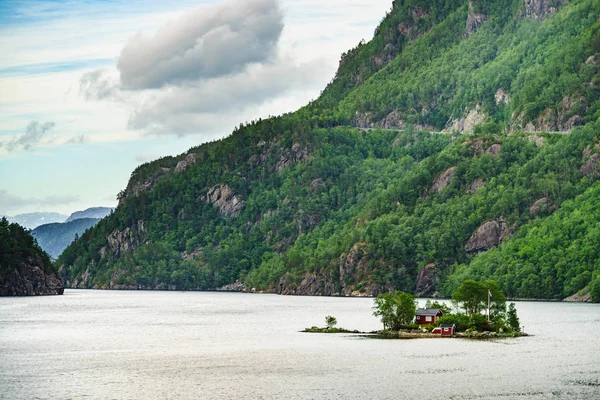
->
xmin=60 ymin=287 xmax=593 ymax=303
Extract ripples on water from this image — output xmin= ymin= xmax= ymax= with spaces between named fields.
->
xmin=0 ymin=290 xmax=599 ymax=399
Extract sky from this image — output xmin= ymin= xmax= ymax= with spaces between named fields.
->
xmin=0 ymin=0 xmax=392 ymax=216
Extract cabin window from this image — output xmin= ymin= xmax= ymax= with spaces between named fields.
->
xmin=426 ymin=316 xmax=432 ymax=322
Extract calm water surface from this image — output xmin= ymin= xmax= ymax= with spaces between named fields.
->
xmin=1 ymin=290 xmax=599 ymax=399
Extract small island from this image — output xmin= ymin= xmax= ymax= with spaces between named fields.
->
xmin=304 ymin=279 xmax=528 ymax=339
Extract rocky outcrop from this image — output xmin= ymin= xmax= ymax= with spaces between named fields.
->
xmin=175 ymin=153 xmax=198 ymax=173
xmin=466 ymin=1 xmax=488 ymax=37
xmin=217 ymin=281 xmax=245 ymax=292
xmin=101 ymin=220 xmax=146 ymax=259
xmin=445 ymin=105 xmax=487 ymax=133
xmin=519 ymin=95 xmax=586 ymax=132
xmin=280 ymin=243 xmax=390 ymax=297
xmin=564 ymin=291 xmax=592 ymax=302
xmin=468 ymin=178 xmax=484 ymax=194
xmin=580 ymin=143 xmax=600 ymax=178
xmin=495 ymin=89 xmax=510 ymax=105
xmin=465 ymin=217 xmax=508 ymax=253
xmin=281 ymin=272 xmax=336 ymax=296
xmin=275 ymin=142 xmax=309 ymax=173
xmin=1 ymin=255 xmax=64 ymax=296
xmin=524 ymin=0 xmax=564 ymax=20
xmin=203 ymin=184 xmax=244 ymax=217
xmin=429 ymin=167 xmax=457 ymax=195
xmin=311 ymin=178 xmax=326 ymax=194
xmin=415 ymin=263 xmax=439 ymax=297
xmin=486 ymin=144 xmax=502 ymax=155
xmin=118 ymin=168 xmax=172 ymax=206
xmin=529 ymin=197 xmax=555 ymax=216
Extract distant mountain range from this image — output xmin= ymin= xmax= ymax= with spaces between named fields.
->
xmin=32 ymin=218 xmax=101 ymax=259
xmin=5 ymin=212 xmax=68 ymax=230
xmin=22 ymin=207 xmax=114 ymax=259
xmin=65 ymin=207 xmax=114 ymax=223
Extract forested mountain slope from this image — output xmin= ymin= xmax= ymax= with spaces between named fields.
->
xmin=58 ymin=0 xmax=600 ymax=302
xmin=0 ymin=218 xmax=63 ymax=296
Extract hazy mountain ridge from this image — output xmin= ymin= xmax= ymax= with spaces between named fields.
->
xmin=58 ymin=0 xmax=600 ymax=302
xmin=32 ymin=218 xmax=101 ymax=259
xmin=5 ymin=212 xmax=68 ymax=230
xmin=65 ymin=207 xmax=113 ymax=223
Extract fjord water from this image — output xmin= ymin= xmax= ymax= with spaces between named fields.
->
xmin=1 ymin=291 xmax=599 ymax=399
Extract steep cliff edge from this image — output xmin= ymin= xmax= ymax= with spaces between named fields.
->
xmin=0 ymin=218 xmax=63 ymax=296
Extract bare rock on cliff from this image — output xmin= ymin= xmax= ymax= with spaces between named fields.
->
xmin=203 ymin=184 xmax=244 ymax=217
xmin=415 ymin=263 xmax=439 ymax=297
xmin=581 ymin=143 xmax=600 ymax=178
xmin=524 ymin=0 xmax=564 ymax=20
xmin=280 ymin=272 xmax=336 ymax=296
xmin=103 ymin=220 xmax=146 ymax=259
xmin=564 ymin=291 xmax=592 ymax=302
xmin=275 ymin=142 xmax=309 ymax=173
xmin=311 ymin=178 xmax=326 ymax=194
xmin=529 ymin=197 xmax=555 ymax=216
xmin=465 ymin=217 xmax=507 ymax=253
xmin=466 ymin=1 xmax=488 ymax=37
xmin=495 ymin=89 xmax=510 ymax=105
xmin=468 ymin=178 xmax=485 ymax=194
xmin=1 ymin=255 xmax=64 ymax=296
xmin=175 ymin=153 xmax=198 ymax=173
xmin=446 ymin=105 xmax=487 ymax=133
xmin=486 ymin=144 xmax=502 ymax=155
xmin=429 ymin=167 xmax=457 ymax=195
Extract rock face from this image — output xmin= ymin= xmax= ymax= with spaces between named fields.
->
xmin=175 ymin=153 xmax=198 ymax=173
xmin=524 ymin=0 xmax=564 ymax=20
xmin=280 ymin=243 xmax=390 ymax=296
xmin=101 ymin=220 xmax=146 ymax=259
xmin=529 ymin=197 xmax=555 ymax=216
xmin=466 ymin=1 xmax=488 ymax=37
xmin=465 ymin=217 xmax=508 ymax=253
xmin=203 ymin=184 xmax=244 ymax=217
xmin=275 ymin=142 xmax=309 ymax=173
xmin=468 ymin=178 xmax=484 ymax=194
xmin=446 ymin=106 xmax=487 ymax=133
xmin=415 ymin=263 xmax=438 ymax=297
xmin=429 ymin=167 xmax=457 ymax=195
xmin=216 ymin=281 xmax=246 ymax=292
xmin=581 ymin=144 xmax=600 ymax=178
xmin=1 ymin=255 xmax=64 ymax=296
xmin=564 ymin=292 xmax=592 ymax=302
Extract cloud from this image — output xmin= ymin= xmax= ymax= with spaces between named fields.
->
xmin=65 ymin=135 xmax=89 ymax=145
xmin=0 ymin=190 xmax=80 ymax=215
xmin=127 ymin=56 xmax=329 ymax=135
xmin=0 ymin=121 xmax=55 ymax=152
xmin=79 ymin=69 xmax=121 ymax=101
xmin=117 ymin=0 xmax=284 ymax=90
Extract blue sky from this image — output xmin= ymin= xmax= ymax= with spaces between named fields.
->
xmin=0 ymin=0 xmax=392 ymax=216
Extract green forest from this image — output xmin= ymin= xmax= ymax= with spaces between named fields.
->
xmin=58 ymin=0 xmax=600 ymax=302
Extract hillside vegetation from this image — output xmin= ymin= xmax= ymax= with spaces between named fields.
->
xmin=32 ymin=218 xmax=101 ymax=259
xmin=58 ymin=0 xmax=600 ymax=302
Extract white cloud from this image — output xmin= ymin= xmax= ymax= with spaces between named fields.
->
xmin=0 ymin=121 xmax=55 ymax=152
xmin=118 ymin=0 xmax=284 ymax=89
xmin=0 ymin=189 xmax=80 ymax=215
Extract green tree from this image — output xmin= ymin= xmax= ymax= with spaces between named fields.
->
xmin=325 ymin=315 xmax=337 ymax=329
xmin=452 ymin=280 xmax=488 ymax=315
xmin=507 ymin=303 xmax=521 ymax=332
xmin=425 ymin=299 xmax=452 ymax=315
xmin=373 ymin=291 xmax=417 ymax=330
xmin=589 ymin=279 xmax=600 ymax=303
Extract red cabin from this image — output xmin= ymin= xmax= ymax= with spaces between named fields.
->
xmin=415 ymin=308 xmax=443 ymax=325
xmin=440 ymin=323 xmax=455 ymax=336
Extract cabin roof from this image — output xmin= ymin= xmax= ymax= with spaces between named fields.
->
xmin=416 ymin=308 xmax=442 ymax=316
xmin=440 ymin=324 xmax=455 ymax=328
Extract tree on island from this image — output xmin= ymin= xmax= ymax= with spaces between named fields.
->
xmin=452 ymin=279 xmax=506 ymax=317
xmin=507 ymin=303 xmax=520 ymax=332
xmin=424 ymin=299 xmax=452 ymax=315
xmin=373 ymin=291 xmax=417 ymax=330
xmin=325 ymin=315 xmax=337 ymax=329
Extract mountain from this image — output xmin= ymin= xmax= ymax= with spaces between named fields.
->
xmin=57 ymin=0 xmax=600 ymax=302
xmin=32 ymin=218 xmax=101 ymax=259
xmin=65 ymin=207 xmax=113 ymax=223
xmin=0 ymin=218 xmax=63 ymax=296
xmin=6 ymin=212 xmax=67 ymax=230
